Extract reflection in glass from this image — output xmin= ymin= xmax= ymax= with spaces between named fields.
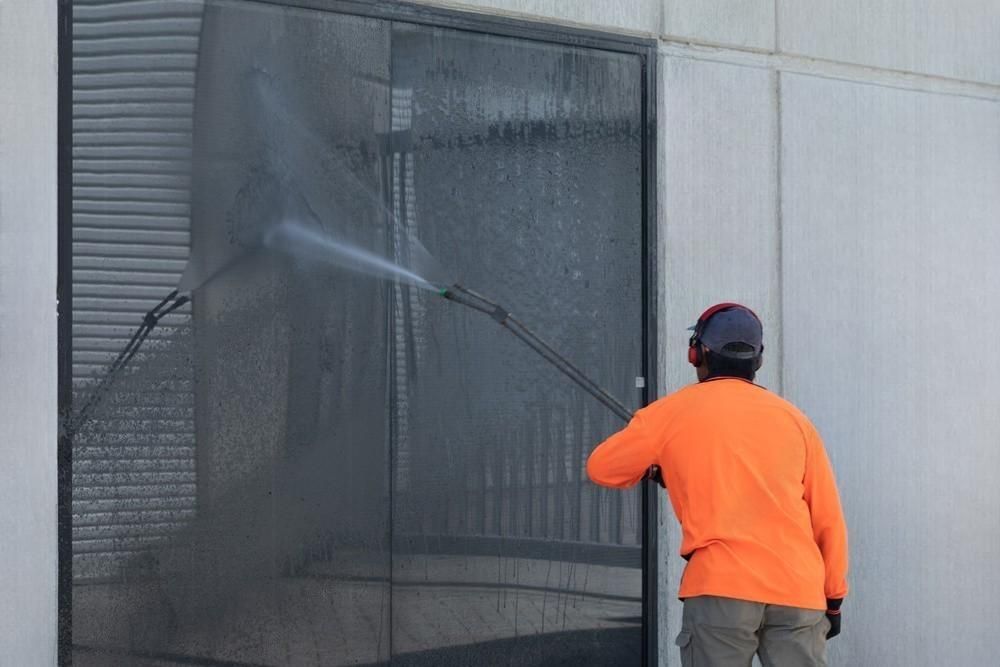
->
xmin=388 ymin=24 xmax=643 ymax=664
xmin=69 ymin=1 xmax=645 ymax=664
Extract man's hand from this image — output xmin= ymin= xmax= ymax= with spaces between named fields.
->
xmin=644 ymin=465 xmax=665 ymax=488
xmin=825 ymin=599 xmax=843 ymax=639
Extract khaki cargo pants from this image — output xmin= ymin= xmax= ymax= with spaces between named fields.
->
xmin=676 ymin=596 xmax=829 ymax=667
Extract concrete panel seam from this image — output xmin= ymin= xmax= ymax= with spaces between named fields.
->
xmin=660 ymin=32 xmax=774 ymax=56
xmin=659 ymin=40 xmax=1000 ymax=102
xmin=774 ymin=70 xmax=783 ymax=397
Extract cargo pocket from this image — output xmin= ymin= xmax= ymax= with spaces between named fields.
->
xmin=675 ymin=630 xmax=693 ymax=667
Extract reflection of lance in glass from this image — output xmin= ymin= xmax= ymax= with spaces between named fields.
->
xmin=65 ymin=289 xmax=189 ymax=436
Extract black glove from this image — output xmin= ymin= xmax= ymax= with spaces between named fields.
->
xmin=825 ymin=598 xmax=842 ymax=639
xmin=644 ymin=465 xmax=665 ymax=488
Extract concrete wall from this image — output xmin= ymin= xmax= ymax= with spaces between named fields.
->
xmin=654 ymin=5 xmax=1000 ymax=663
xmin=781 ymin=75 xmax=1000 ymax=665
xmin=414 ymin=1 xmax=1000 ymax=665
xmin=0 ymin=1 xmax=59 ymax=664
xmin=663 ymin=0 xmax=774 ymax=50
xmin=779 ymin=1 xmax=1000 ymax=86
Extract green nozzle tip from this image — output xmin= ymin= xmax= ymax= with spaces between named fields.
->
xmin=439 ymin=288 xmax=448 ymax=296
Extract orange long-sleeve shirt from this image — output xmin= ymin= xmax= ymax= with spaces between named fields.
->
xmin=587 ymin=377 xmax=848 ymax=610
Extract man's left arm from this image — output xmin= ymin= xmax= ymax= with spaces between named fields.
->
xmin=802 ymin=420 xmax=849 ymax=637
xmin=586 ymin=410 xmax=660 ymax=488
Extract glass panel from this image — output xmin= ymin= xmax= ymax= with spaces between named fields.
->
xmin=69 ymin=2 xmax=645 ymax=665
xmin=71 ymin=2 xmax=393 ymax=664
xmin=388 ymin=24 xmax=644 ymax=664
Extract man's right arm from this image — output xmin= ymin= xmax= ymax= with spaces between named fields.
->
xmin=586 ymin=409 xmax=659 ymax=489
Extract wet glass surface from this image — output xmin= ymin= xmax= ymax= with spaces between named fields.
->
xmin=388 ymin=24 xmax=644 ymax=664
xmin=69 ymin=1 xmax=645 ymax=664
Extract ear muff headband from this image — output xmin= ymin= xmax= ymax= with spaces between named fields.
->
xmin=687 ymin=302 xmax=763 ymax=367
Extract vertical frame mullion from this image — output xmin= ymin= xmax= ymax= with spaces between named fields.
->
xmin=641 ymin=47 xmax=660 ymax=667
xmin=57 ymin=1 xmax=74 ymax=664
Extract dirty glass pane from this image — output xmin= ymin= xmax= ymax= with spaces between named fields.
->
xmin=69 ymin=1 xmax=645 ymax=665
xmin=71 ymin=1 xmax=393 ymax=664
xmin=388 ymin=24 xmax=644 ymax=665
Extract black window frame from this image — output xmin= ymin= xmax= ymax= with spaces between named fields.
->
xmin=56 ymin=1 xmax=658 ymax=664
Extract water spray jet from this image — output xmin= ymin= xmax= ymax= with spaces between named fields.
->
xmin=260 ymin=219 xmax=633 ymax=422
xmin=263 ymin=218 xmax=444 ymax=293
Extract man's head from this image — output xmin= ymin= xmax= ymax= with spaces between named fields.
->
xmin=687 ymin=303 xmax=764 ymax=382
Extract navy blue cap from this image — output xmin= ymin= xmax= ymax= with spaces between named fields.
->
xmin=689 ymin=306 xmax=763 ymax=359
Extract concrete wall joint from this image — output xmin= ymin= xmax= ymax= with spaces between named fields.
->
xmin=660 ymin=40 xmax=1000 ymax=103
xmin=773 ymin=70 xmax=783 ymax=396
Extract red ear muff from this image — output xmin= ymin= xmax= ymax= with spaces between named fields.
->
xmin=688 ymin=343 xmax=701 ymax=367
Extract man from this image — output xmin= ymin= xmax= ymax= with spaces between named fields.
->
xmin=587 ymin=303 xmax=848 ymax=666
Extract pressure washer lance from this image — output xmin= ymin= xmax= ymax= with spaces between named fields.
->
xmin=440 ymin=284 xmax=663 ymax=486
xmin=65 ymin=289 xmax=190 ymax=438
xmin=440 ymin=284 xmax=631 ymax=420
